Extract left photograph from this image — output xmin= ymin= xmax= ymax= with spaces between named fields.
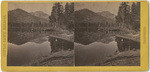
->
xmin=7 ymin=2 xmax=74 ymax=66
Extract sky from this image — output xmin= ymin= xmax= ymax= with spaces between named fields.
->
xmin=75 ymin=2 xmax=122 ymax=15
xmin=8 ymin=2 xmax=133 ymax=15
xmin=8 ymin=2 xmax=66 ymax=15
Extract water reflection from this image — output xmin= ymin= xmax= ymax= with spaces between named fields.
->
xmin=75 ymin=41 xmax=117 ymax=66
xmin=115 ymin=36 xmax=140 ymax=52
xmin=7 ymin=28 xmax=140 ymax=66
xmin=8 ymin=31 xmax=51 ymax=45
xmin=7 ymin=40 xmax=51 ymax=66
xmin=74 ymin=29 xmax=119 ymax=66
xmin=75 ymin=30 xmax=117 ymax=45
xmin=8 ymin=30 xmax=74 ymax=66
xmin=49 ymin=37 xmax=74 ymax=53
xmin=74 ymin=28 xmax=140 ymax=66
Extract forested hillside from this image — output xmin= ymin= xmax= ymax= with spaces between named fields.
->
xmin=115 ymin=2 xmax=140 ymax=31
xmin=8 ymin=8 xmax=49 ymax=29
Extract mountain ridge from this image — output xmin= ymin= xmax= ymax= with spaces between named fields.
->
xmin=8 ymin=8 xmax=49 ymax=24
xmin=75 ymin=8 xmax=115 ymax=24
xmin=97 ymin=11 xmax=116 ymax=20
xmin=30 ymin=11 xmax=49 ymax=20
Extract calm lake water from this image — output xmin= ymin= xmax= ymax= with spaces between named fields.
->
xmin=7 ymin=36 xmax=51 ymax=66
xmin=74 ymin=31 xmax=118 ymax=66
xmin=8 ymin=30 xmax=119 ymax=66
xmin=75 ymin=41 xmax=118 ymax=66
xmin=7 ymin=31 xmax=74 ymax=66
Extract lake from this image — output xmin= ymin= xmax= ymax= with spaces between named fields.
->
xmin=74 ymin=30 xmax=119 ymax=66
xmin=7 ymin=30 xmax=74 ymax=66
xmin=7 ymin=29 xmax=138 ymax=66
xmin=8 ymin=39 xmax=51 ymax=66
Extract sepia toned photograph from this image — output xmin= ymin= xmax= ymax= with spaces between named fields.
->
xmin=74 ymin=2 xmax=140 ymax=66
xmin=7 ymin=2 xmax=140 ymax=66
xmin=8 ymin=2 xmax=74 ymax=66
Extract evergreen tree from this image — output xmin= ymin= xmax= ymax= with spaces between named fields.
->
xmin=49 ymin=5 xmax=56 ymax=23
xmin=65 ymin=3 xmax=70 ymax=16
xmin=116 ymin=2 xmax=140 ymax=30
xmin=64 ymin=2 xmax=74 ymax=30
xmin=116 ymin=2 xmax=131 ymax=29
xmin=49 ymin=2 xmax=64 ymax=27
xmin=137 ymin=2 xmax=140 ymax=17
xmin=131 ymin=2 xmax=140 ymax=30
xmin=131 ymin=2 xmax=137 ymax=15
xmin=49 ymin=2 xmax=74 ymax=30
xmin=116 ymin=6 xmax=123 ymax=24
xmin=69 ymin=2 xmax=74 ymax=30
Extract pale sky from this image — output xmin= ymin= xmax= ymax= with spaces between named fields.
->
xmin=75 ymin=2 xmax=121 ymax=15
xmin=8 ymin=2 xmax=66 ymax=15
xmin=8 ymin=2 xmax=133 ymax=15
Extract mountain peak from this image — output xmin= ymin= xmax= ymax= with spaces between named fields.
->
xmin=8 ymin=8 xmax=48 ymax=23
xmin=30 ymin=11 xmax=49 ymax=20
xmin=13 ymin=8 xmax=27 ymax=13
xmin=76 ymin=8 xmax=94 ymax=13
xmin=32 ymin=11 xmax=45 ymax=14
xmin=75 ymin=9 xmax=114 ymax=24
xmin=80 ymin=8 xmax=91 ymax=11
xmin=15 ymin=8 xmax=23 ymax=10
xmin=101 ymin=11 xmax=111 ymax=13
xmin=97 ymin=11 xmax=116 ymax=20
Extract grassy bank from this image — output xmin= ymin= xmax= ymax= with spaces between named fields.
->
xmin=96 ymin=50 xmax=140 ymax=66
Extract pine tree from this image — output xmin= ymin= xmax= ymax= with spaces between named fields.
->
xmin=116 ymin=6 xmax=123 ymax=24
xmin=131 ymin=2 xmax=137 ymax=27
xmin=49 ymin=5 xmax=56 ymax=23
xmin=69 ymin=2 xmax=74 ymax=30
xmin=131 ymin=2 xmax=140 ymax=30
xmin=137 ymin=2 xmax=140 ymax=17
xmin=65 ymin=3 xmax=70 ymax=16
xmin=64 ymin=2 xmax=74 ymax=30
xmin=131 ymin=3 xmax=137 ymax=15
xmin=115 ymin=2 xmax=131 ymax=29
xmin=49 ymin=2 xmax=64 ymax=28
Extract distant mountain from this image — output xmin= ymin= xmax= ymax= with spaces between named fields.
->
xmin=8 ymin=8 xmax=49 ymax=24
xmin=30 ymin=11 xmax=49 ymax=20
xmin=75 ymin=9 xmax=115 ymax=24
xmin=97 ymin=11 xmax=116 ymax=20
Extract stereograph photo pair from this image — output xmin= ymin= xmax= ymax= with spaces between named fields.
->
xmin=1 ymin=0 xmax=149 ymax=71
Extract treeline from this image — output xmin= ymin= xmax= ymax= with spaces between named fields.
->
xmin=49 ymin=2 xmax=74 ymax=31
xmin=8 ymin=22 xmax=50 ymax=28
xmin=116 ymin=2 xmax=140 ymax=31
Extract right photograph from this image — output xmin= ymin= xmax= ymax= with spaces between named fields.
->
xmin=74 ymin=2 xmax=140 ymax=66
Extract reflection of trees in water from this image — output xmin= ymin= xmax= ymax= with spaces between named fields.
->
xmin=49 ymin=37 xmax=74 ymax=53
xmin=75 ymin=30 xmax=119 ymax=45
xmin=115 ymin=36 xmax=140 ymax=52
xmin=8 ymin=30 xmax=74 ymax=53
xmin=8 ymin=30 xmax=52 ymax=45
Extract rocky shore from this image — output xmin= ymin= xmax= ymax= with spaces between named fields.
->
xmin=95 ymin=33 xmax=140 ymax=66
xmin=96 ymin=50 xmax=140 ymax=66
xmin=28 ymin=50 xmax=74 ymax=66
